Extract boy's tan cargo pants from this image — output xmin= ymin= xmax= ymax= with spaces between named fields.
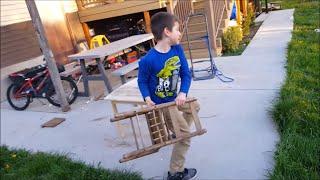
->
xmin=163 ymin=101 xmax=200 ymax=173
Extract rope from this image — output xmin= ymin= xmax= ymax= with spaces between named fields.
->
xmin=203 ymin=36 xmax=234 ymax=83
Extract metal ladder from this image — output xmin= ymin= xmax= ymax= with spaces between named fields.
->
xmin=185 ymin=13 xmax=234 ymax=82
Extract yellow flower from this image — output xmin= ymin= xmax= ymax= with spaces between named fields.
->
xmin=5 ymin=164 xmax=10 ymax=169
xmin=11 ymin=154 xmax=17 ymax=158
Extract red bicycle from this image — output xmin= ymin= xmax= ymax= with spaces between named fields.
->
xmin=6 ymin=64 xmax=78 ymax=110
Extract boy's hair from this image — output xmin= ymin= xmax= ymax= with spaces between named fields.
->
xmin=151 ymin=12 xmax=179 ymax=41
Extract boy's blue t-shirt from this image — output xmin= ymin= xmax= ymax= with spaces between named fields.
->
xmin=138 ymin=44 xmax=191 ymax=104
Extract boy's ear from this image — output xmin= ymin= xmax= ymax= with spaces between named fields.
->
xmin=163 ymin=27 xmax=171 ymax=37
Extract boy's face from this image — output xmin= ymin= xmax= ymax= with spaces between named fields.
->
xmin=164 ymin=22 xmax=181 ymax=45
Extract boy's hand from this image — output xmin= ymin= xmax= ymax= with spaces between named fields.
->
xmin=175 ymin=92 xmax=186 ymax=106
xmin=145 ymin=96 xmax=155 ymax=107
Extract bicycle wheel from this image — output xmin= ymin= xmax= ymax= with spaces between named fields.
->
xmin=46 ymin=76 xmax=78 ymax=107
xmin=6 ymin=83 xmax=31 ymax=111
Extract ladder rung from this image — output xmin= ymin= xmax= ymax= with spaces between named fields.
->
xmin=150 ymin=123 xmax=162 ymax=128
xmin=193 ymin=69 xmax=211 ymax=72
xmin=148 ymin=118 xmax=158 ymax=123
xmin=153 ymin=136 xmax=167 ymax=141
xmin=193 ymin=74 xmax=215 ymax=81
xmin=152 ymin=129 xmax=165 ymax=134
xmin=191 ymin=60 xmax=212 ymax=64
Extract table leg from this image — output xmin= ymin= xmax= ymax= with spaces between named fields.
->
xmin=120 ymin=75 xmax=126 ymax=84
xmin=80 ymin=59 xmax=90 ymax=97
xmin=96 ymin=58 xmax=112 ymax=93
xmin=111 ymin=102 xmax=126 ymax=140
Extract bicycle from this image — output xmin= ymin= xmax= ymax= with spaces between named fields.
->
xmin=6 ymin=64 xmax=78 ymax=111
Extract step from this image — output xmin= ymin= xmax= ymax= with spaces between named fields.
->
xmin=188 ymin=16 xmax=206 ymax=24
xmin=193 ymin=7 xmax=205 ymax=14
xmin=184 ymin=48 xmax=213 ymax=59
xmin=193 ymin=0 xmax=205 ymax=9
xmin=181 ymin=39 xmax=208 ymax=51
xmin=186 ymin=22 xmax=207 ymax=32
xmin=182 ymin=30 xmax=207 ymax=41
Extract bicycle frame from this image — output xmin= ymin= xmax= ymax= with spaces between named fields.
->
xmin=13 ymin=69 xmax=50 ymax=99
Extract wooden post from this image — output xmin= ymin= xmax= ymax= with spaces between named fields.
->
xmin=166 ymin=0 xmax=174 ymax=14
xmin=25 ymin=0 xmax=70 ymax=112
xmin=82 ymin=23 xmax=92 ymax=47
xmin=205 ymin=0 xmax=217 ymax=53
xmin=236 ymin=0 xmax=242 ymax=24
xmin=255 ymin=0 xmax=262 ymax=13
xmin=241 ymin=0 xmax=248 ymax=17
xmin=75 ymin=0 xmax=84 ymax=11
xmin=265 ymin=0 xmax=269 ymax=13
xmin=190 ymin=0 xmax=194 ymax=14
xmin=143 ymin=11 xmax=151 ymax=34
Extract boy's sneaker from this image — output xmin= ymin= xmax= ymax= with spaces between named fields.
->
xmin=167 ymin=168 xmax=197 ymax=180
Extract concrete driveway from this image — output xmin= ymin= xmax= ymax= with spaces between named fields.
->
xmin=1 ymin=9 xmax=294 ymax=179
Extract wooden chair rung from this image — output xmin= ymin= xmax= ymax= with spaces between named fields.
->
xmin=151 ymin=129 xmax=165 ymax=135
xmin=149 ymin=122 xmax=162 ymax=128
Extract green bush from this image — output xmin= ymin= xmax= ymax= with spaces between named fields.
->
xmin=242 ymin=4 xmax=255 ymax=36
xmin=222 ymin=26 xmax=243 ymax=53
xmin=248 ymin=4 xmax=255 ymax=26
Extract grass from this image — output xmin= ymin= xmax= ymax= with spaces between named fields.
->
xmin=270 ymin=0 xmax=320 ymax=179
xmin=0 ymin=146 xmax=142 ymax=180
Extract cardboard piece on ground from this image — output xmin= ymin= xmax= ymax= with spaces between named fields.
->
xmin=94 ymin=92 xmax=105 ymax=101
xmin=41 ymin=118 xmax=65 ymax=128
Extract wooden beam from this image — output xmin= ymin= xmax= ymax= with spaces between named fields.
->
xmin=75 ymin=0 xmax=84 ymax=10
xmin=205 ymin=0 xmax=217 ymax=51
xmin=241 ymin=0 xmax=248 ymax=17
xmin=166 ymin=0 xmax=173 ymax=14
xmin=25 ymin=0 xmax=70 ymax=112
xmin=82 ymin=22 xmax=91 ymax=47
xmin=255 ymin=0 xmax=262 ymax=13
xmin=143 ymin=11 xmax=151 ymax=34
xmin=65 ymin=12 xmax=86 ymax=43
xmin=236 ymin=0 xmax=242 ymax=24
xmin=79 ymin=1 xmax=161 ymax=22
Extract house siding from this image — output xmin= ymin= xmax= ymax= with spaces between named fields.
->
xmin=0 ymin=1 xmax=43 ymax=101
xmin=0 ymin=0 xmax=41 ymax=68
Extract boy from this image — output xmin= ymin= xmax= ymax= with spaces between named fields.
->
xmin=138 ymin=12 xmax=200 ymax=180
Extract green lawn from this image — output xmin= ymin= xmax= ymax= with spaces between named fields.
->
xmin=270 ymin=0 xmax=320 ymax=179
xmin=0 ymin=146 xmax=142 ymax=180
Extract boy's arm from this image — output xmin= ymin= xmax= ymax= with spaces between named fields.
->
xmin=137 ymin=59 xmax=151 ymax=100
xmin=177 ymin=45 xmax=191 ymax=95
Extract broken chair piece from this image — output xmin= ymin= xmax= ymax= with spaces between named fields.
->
xmin=110 ymin=97 xmax=207 ymax=163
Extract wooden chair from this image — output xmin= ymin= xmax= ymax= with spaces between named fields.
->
xmin=110 ymin=97 xmax=207 ymax=163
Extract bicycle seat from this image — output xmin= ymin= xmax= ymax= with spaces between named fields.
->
xmin=25 ymin=65 xmax=46 ymax=78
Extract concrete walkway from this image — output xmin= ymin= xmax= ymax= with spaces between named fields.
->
xmin=1 ymin=10 xmax=294 ymax=179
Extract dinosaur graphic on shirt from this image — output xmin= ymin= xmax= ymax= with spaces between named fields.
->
xmin=155 ymin=56 xmax=181 ymax=98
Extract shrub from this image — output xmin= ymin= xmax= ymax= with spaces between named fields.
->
xmin=222 ymin=26 xmax=243 ymax=53
xmin=248 ymin=4 xmax=255 ymax=26
xmin=242 ymin=4 xmax=255 ymax=36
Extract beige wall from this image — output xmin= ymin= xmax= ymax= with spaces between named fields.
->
xmin=0 ymin=0 xmax=81 ymax=101
xmin=0 ymin=0 xmax=31 ymax=26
